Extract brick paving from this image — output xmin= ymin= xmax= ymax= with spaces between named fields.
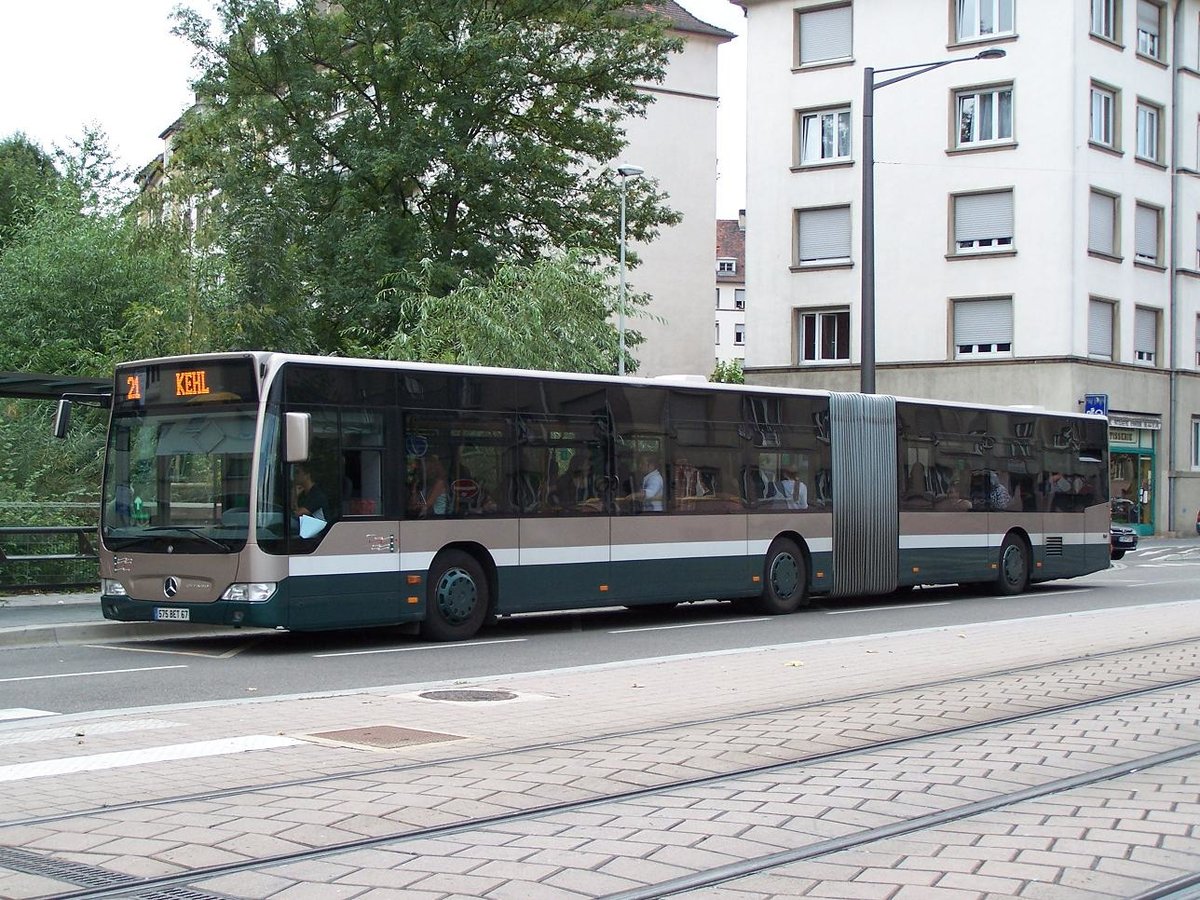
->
xmin=0 ymin=601 xmax=1199 ymax=898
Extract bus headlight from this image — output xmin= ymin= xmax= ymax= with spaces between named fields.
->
xmin=221 ymin=582 xmax=277 ymax=603
xmin=102 ymin=579 xmax=128 ymax=597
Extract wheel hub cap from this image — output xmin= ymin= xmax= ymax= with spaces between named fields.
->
xmin=435 ymin=568 xmax=477 ymax=625
xmin=771 ymin=553 xmax=799 ymax=598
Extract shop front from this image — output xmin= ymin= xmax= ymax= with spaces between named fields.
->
xmin=1108 ymin=413 xmax=1160 ymax=536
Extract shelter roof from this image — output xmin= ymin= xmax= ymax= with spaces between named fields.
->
xmin=0 ymin=372 xmax=111 ymax=401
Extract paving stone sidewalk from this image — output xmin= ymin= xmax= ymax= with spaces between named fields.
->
xmin=1 ymin=601 xmax=1200 ymax=899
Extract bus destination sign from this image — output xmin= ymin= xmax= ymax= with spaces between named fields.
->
xmin=175 ymin=370 xmax=211 ymax=397
xmin=115 ymin=360 xmax=258 ymax=409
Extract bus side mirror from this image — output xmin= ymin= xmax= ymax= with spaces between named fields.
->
xmin=285 ymin=412 xmax=311 ymax=463
xmin=52 ymin=399 xmax=72 ymax=439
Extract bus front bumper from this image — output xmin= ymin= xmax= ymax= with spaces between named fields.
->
xmin=100 ymin=594 xmax=284 ymax=628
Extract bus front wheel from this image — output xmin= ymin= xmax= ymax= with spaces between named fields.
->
xmin=423 ymin=550 xmax=489 ymax=641
xmin=755 ymin=538 xmax=808 ymax=615
xmin=995 ymin=534 xmax=1029 ymax=595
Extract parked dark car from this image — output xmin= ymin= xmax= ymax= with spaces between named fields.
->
xmin=1110 ymin=521 xmax=1138 ymax=560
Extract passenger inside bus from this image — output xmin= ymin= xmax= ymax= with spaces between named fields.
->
xmin=778 ymin=468 xmax=808 ymax=509
xmin=292 ymin=464 xmax=328 ymax=519
xmin=413 ymin=455 xmax=450 ymax=517
xmin=291 ymin=463 xmax=331 ymax=537
xmin=555 ymin=456 xmax=593 ymax=507
xmin=636 ymin=454 xmax=664 ymax=511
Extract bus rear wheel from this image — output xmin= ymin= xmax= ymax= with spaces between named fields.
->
xmin=995 ymin=534 xmax=1029 ymax=595
xmin=423 ymin=550 xmax=489 ymax=641
xmin=754 ymin=538 xmax=808 ymax=615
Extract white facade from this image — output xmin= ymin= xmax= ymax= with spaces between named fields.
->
xmin=623 ymin=9 xmax=733 ymax=378
xmin=715 ymin=281 xmax=747 ymax=363
xmin=737 ymin=0 xmax=1200 ymax=535
xmin=716 ymin=215 xmax=748 ymax=364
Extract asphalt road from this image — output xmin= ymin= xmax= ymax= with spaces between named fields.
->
xmin=2 ymin=542 xmax=1195 ymax=717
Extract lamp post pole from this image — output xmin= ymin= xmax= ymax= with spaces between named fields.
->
xmin=859 ymin=48 xmax=1005 ymax=394
xmin=616 ymin=164 xmax=644 ymax=377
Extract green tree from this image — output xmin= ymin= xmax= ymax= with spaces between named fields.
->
xmin=0 ymin=134 xmax=60 ymax=251
xmin=0 ymin=128 xmax=241 ymax=521
xmin=0 ymin=126 xmax=236 ymax=374
xmin=378 ymin=248 xmax=653 ymax=373
xmin=710 ymin=358 xmax=744 ymax=384
xmin=52 ymin=126 xmax=136 ymax=217
xmin=171 ymin=0 xmax=681 ymax=354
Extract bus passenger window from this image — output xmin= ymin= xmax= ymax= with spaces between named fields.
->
xmin=343 ymin=449 xmax=382 ymax=516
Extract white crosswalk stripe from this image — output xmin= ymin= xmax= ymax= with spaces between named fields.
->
xmin=0 ymin=708 xmax=56 ymax=723
xmin=0 ymin=734 xmax=305 ymax=783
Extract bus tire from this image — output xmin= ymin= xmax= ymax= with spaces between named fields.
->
xmin=755 ymin=538 xmax=808 ymax=615
xmin=995 ymin=533 xmax=1029 ymax=595
xmin=422 ymin=550 xmax=489 ymax=641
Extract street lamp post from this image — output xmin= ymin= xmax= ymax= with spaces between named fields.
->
xmin=616 ymin=164 xmax=644 ymax=377
xmin=860 ymin=48 xmax=1005 ymax=394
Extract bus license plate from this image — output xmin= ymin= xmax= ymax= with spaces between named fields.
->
xmin=155 ymin=608 xmax=190 ymax=621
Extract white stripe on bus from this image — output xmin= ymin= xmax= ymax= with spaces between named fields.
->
xmin=290 ymin=553 xmax=400 ymax=577
xmin=288 ymin=532 xmax=1105 ymax=580
xmin=519 ymin=544 xmax=609 ymax=566
xmin=611 ymin=540 xmax=749 ymax=563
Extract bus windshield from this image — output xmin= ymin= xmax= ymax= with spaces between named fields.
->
xmin=101 ymin=408 xmax=257 ymax=553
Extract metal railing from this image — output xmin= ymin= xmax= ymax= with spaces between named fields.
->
xmin=0 ymin=526 xmax=100 ymax=591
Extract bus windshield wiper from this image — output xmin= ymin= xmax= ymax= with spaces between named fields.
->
xmin=142 ymin=525 xmax=231 ymax=552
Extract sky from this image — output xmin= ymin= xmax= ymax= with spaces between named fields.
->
xmin=0 ymin=0 xmax=746 ymax=215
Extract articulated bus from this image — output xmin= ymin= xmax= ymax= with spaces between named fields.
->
xmin=67 ymin=352 xmax=1110 ymax=640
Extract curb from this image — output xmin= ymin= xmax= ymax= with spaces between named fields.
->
xmin=0 ymin=621 xmax=248 ymax=649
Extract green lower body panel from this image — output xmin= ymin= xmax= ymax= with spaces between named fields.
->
xmin=496 ymin=554 xmax=757 ymax=614
xmin=897 ymin=546 xmax=990 ymax=587
xmin=1036 ymin=543 xmax=1110 ymax=581
xmin=100 ymin=537 xmax=1106 ymax=633
xmin=284 ymin=571 xmax=413 ymax=630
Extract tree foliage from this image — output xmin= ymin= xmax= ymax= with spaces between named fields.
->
xmin=0 ymin=135 xmax=60 ymax=251
xmin=0 ymin=125 xmax=251 ymax=375
xmin=710 ymin=358 xmax=744 ymax=384
xmin=0 ymin=399 xmax=106 ymax=518
xmin=171 ymin=0 xmax=682 ymax=356
xmin=379 ymin=248 xmax=653 ymax=373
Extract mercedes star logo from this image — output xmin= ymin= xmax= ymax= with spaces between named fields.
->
xmin=164 ymin=576 xmax=180 ymax=598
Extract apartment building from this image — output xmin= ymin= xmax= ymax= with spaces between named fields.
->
xmin=735 ymin=0 xmax=1200 ymax=534
xmin=716 ymin=213 xmax=748 ymax=364
xmin=623 ymin=3 xmax=736 ymax=378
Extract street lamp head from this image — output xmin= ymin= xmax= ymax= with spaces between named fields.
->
xmin=975 ymin=47 xmax=1006 ymax=60
xmin=616 ymin=164 xmax=645 ymax=178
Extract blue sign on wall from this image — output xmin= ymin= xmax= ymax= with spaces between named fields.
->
xmin=1084 ymin=393 xmax=1109 ymax=416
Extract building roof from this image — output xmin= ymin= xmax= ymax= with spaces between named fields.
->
xmin=642 ymin=1 xmax=737 ymax=40
xmin=716 ymin=218 xmax=745 ymax=281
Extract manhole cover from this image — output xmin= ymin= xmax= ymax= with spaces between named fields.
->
xmin=418 ymin=689 xmax=518 ymax=702
xmin=309 ymin=725 xmax=462 ymax=748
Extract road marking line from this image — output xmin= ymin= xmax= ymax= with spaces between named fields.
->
xmin=85 ymin=639 xmax=263 ymax=659
xmin=0 ymin=665 xmax=186 ymax=684
xmin=0 ymin=719 xmax=180 ymax=746
xmin=826 ymin=602 xmax=951 ymax=615
xmin=0 ymin=709 xmax=56 ymax=722
xmin=313 ymin=637 xmax=526 ymax=658
xmin=609 ymin=617 xmax=770 ymax=634
xmin=0 ymin=735 xmax=303 ymax=783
